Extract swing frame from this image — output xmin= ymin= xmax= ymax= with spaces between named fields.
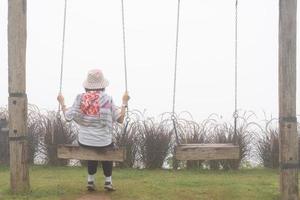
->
xmin=7 ymin=0 xmax=298 ymax=199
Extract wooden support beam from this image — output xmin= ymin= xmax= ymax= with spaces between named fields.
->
xmin=8 ymin=0 xmax=29 ymax=193
xmin=279 ymin=0 xmax=298 ymax=199
xmin=175 ymin=144 xmax=239 ymax=161
xmin=57 ymin=145 xmax=126 ymax=162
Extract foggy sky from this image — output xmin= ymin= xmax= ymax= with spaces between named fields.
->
xmin=0 ymin=0 xmax=299 ymax=122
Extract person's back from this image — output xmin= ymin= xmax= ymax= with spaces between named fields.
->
xmin=65 ymin=90 xmax=120 ymax=147
xmin=57 ymin=69 xmax=129 ymax=191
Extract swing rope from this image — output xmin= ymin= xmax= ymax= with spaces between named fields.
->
xmin=57 ymin=0 xmax=68 ymax=117
xmin=121 ymin=0 xmax=128 ymax=93
xmin=233 ymin=0 xmax=239 ymax=145
xmin=121 ymin=0 xmax=130 ymax=133
xmin=171 ymin=0 xmax=239 ymax=146
xmin=54 ymin=0 xmax=68 ymax=143
xmin=56 ymin=0 xmax=130 ymax=146
xmin=172 ymin=0 xmax=181 ymax=145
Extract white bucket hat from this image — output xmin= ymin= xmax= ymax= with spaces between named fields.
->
xmin=83 ymin=69 xmax=109 ymax=89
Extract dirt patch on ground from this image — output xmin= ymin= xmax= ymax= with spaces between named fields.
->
xmin=76 ymin=192 xmax=111 ymax=200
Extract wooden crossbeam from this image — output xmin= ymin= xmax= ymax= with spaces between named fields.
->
xmin=57 ymin=144 xmax=126 ymax=161
xmin=175 ymin=143 xmax=239 ymax=161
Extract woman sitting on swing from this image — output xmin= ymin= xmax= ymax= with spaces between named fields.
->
xmin=57 ymin=69 xmax=129 ymax=191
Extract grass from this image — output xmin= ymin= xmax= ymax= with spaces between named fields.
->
xmin=0 ymin=165 xmax=281 ymax=200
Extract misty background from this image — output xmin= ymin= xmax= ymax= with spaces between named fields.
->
xmin=0 ymin=0 xmax=299 ymax=122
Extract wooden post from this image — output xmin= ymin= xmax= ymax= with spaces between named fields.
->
xmin=8 ymin=0 xmax=29 ymax=193
xmin=279 ymin=0 xmax=298 ymax=199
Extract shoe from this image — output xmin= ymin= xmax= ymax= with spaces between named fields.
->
xmin=104 ymin=182 xmax=116 ymax=191
xmin=87 ymin=181 xmax=96 ymax=191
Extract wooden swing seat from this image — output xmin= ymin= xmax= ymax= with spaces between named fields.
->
xmin=57 ymin=144 xmax=126 ymax=161
xmin=175 ymin=143 xmax=239 ymax=161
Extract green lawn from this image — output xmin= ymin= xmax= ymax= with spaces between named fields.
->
xmin=0 ymin=166 xmax=281 ymax=200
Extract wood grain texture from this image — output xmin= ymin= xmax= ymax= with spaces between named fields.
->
xmin=8 ymin=0 xmax=27 ymax=94
xmin=9 ymin=140 xmax=29 ymax=192
xmin=57 ymin=145 xmax=126 ymax=161
xmin=8 ymin=0 xmax=29 ymax=193
xmin=175 ymin=144 xmax=239 ymax=161
xmin=8 ymin=96 xmax=27 ymax=138
xmin=279 ymin=0 xmax=298 ymax=199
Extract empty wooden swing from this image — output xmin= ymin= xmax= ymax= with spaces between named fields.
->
xmin=56 ymin=0 xmax=129 ymax=162
xmin=175 ymin=144 xmax=239 ymax=161
xmin=171 ymin=0 xmax=240 ymax=161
